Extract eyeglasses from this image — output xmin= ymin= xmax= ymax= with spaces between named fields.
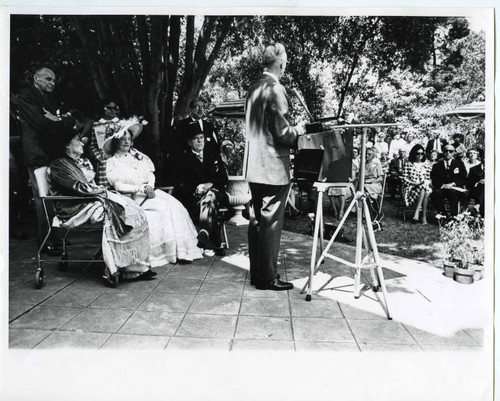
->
xmin=444 ymin=149 xmax=455 ymax=153
xmin=416 ymin=152 xmax=424 ymax=155
xmin=105 ymin=105 xmax=119 ymax=111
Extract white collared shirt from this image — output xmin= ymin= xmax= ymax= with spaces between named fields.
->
xmin=263 ymin=71 xmax=280 ymax=83
xmin=192 ymin=149 xmax=203 ymax=162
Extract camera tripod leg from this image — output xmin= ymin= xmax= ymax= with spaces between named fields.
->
xmin=361 ymin=229 xmax=380 ymax=292
xmin=362 ymin=197 xmax=392 ymax=319
xmin=304 ymin=187 xmax=326 ymax=301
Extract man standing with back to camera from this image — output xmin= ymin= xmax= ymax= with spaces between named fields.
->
xmin=245 ymin=43 xmax=303 ymax=291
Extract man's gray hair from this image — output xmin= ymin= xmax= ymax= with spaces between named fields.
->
xmin=262 ymin=43 xmax=286 ymax=68
xmin=33 ymin=66 xmax=54 ymax=78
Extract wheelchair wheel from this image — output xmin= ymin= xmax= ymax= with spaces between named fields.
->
xmin=58 ymin=253 xmax=69 ymax=271
xmin=35 ymin=268 xmax=44 ymax=289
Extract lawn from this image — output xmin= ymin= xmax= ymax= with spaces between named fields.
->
xmin=283 ymin=192 xmax=445 ymax=266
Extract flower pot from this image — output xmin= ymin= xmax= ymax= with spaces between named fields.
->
xmin=226 ymin=176 xmax=251 ymax=226
xmin=453 ymin=264 xmax=474 ymax=285
xmin=471 ymin=263 xmax=484 ymax=281
xmin=442 ymin=259 xmax=456 ymax=278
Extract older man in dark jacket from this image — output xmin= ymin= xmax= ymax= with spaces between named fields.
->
xmin=17 ymin=67 xmax=75 ymax=253
xmin=177 ymin=131 xmax=228 ymax=256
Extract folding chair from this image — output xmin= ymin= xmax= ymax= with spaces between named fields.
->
xmin=34 ymin=167 xmax=106 ymax=289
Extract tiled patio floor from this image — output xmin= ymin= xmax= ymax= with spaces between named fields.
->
xmin=9 ymin=224 xmax=491 ymax=352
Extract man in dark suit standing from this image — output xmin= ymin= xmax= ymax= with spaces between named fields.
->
xmin=430 ymin=144 xmax=467 ymax=217
xmin=177 ymin=131 xmax=228 ymax=256
xmin=167 ymin=99 xmax=220 ymax=190
xmin=173 ymin=99 xmax=219 ymax=158
xmin=245 ymin=43 xmax=303 ymax=291
xmin=425 ymin=130 xmax=447 ymax=159
xmin=17 ymin=67 xmax=75 ymax=254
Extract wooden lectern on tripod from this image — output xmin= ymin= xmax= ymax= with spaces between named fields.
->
xmin=301 ymin=123 xmax=400 ymax=320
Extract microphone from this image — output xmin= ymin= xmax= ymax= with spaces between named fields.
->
xmin=291 ymin=88 xmax=314 ymax=122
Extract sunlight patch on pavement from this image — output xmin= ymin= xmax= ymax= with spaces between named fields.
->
xmin=220 ymin=253 xmax=250 ymax=271
xmin=291 ymin=269 xmax=489 ymax=338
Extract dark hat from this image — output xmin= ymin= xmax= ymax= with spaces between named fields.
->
xmin=185 ymin=120 xmax=204 ymax=140
xmin=53 ymin=118 xmax=88 ymax=155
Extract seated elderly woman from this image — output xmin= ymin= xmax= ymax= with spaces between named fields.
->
xmin=402 ymin=144 xmax=432 ymax=224
xmin=49 ymin=130 xmax=156 ymax=286
xmin=363 ymin=147 xmax=384 ymax=200
xmin=463 ymin=148 xmax=480 ymax=174
xmin=467 ymin=148 xmax=485 ymax=217
xmin=354 ymin=146 xmax=384 ymax=221
xmin=103 ymin=118 xmax=203 ymax=266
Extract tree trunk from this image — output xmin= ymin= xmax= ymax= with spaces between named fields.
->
xmin=71 ymin=17 xmax=107 ymax=100
xmin=175 ymin=16 xmax=234 ymax=119
xmin=162 ymin=16 xmax=181 ymax=153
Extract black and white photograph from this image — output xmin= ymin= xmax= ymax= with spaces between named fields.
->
xmin=1 ymin=3 xmax=496 ymax=400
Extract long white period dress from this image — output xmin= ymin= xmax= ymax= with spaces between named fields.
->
xmin=106 ymin=149 xmax=203 ymax=266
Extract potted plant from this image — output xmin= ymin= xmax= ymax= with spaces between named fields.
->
xmin=471 ymin=245 xmax=485 ymax=281
xmin=438 ymin=210 xmax=484 ymax=284
xmin=437 ymin=214 xmax=459 ymax=277
xmin=452 ymin=245 xmax=475 ymax=285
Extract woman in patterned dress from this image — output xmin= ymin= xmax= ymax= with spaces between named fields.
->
xmin=49 ymin=132 xmax=156 ymax=287
xmin=402 ymin=144 xmax=432 ymax=225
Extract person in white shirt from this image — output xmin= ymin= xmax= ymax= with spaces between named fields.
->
xmin=402 ymin=131 xmax=418 ymax=154
xmin=373 ymin=131 xmax=389 ymax=158
xmin=463 ymin=148 xmax=480 ymax=174
xmin=388 ymin=131 xmax=406 ymax=160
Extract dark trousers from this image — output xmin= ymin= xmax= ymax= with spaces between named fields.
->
xmin=469 ymin=185 xmax=484 ymax=217
xmin=387 ymin=175 xmax=402 ymax=198
xmin=432 ymin=188 xmax=466 ymax=216
xmin=248 ymin=182 xmax=289 ymax=282
xmin=188 ymin=189 xmax=225 ymax=248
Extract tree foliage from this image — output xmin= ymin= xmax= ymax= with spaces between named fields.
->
xmin=10 ymin=14 xmax=486 ymax=178
xmin=11 ymin=14 xmax=237 ymax=181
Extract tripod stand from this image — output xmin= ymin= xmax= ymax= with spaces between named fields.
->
xmin=301 ymin=124 xmax=399 ymax=320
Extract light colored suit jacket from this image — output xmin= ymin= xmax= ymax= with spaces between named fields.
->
xmin=244 ymin=73 xmax=299 ymax=185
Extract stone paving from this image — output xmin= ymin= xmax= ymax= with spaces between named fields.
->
xmin=8 ymin=224 xmax=491 ymax=352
